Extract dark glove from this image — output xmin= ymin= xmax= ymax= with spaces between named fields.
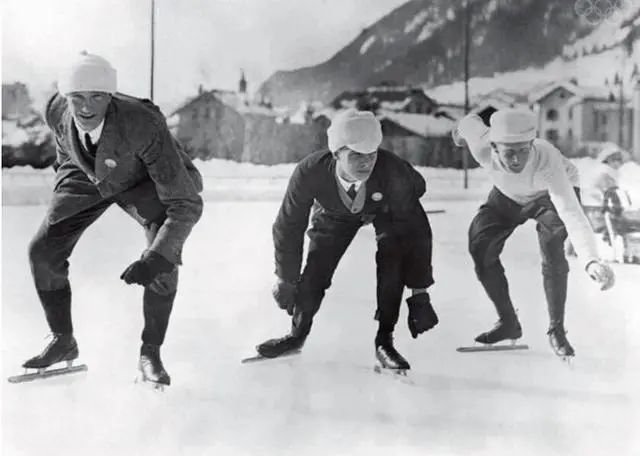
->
xmin=120 ymin=251 xmax=174 ymax=286
xmin=406 ymin=293 xmax=438 ymax=338
xmin=272 ymin=278 xmax=298 ymax=316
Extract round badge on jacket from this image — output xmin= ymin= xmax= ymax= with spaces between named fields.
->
xmin=372 ymin=192 xmax=383 ymax=201
xmin=104 ymin=159 xmax=117 ymax=168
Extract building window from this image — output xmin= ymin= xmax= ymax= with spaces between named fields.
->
xmin=601 ymin=113 xmax=607 ymax=125
xmin=192 ymin=108 xmax=198 ymax=120
xmin=546 ymin=109 xmax=558 ymax=121
xmin=568 ymin=128 xmax=573 ymax=139
xmin=568 ymin=107 xmax=573 ymax=120
xmin=204 ymin=106 xmax=211 ymax=119
xmin=546 ymin=129 xmax=559 ymax=141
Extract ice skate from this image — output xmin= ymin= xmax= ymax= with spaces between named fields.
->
xmin=374 ymin=334 xmax=410 ymax=375
xmin=547 ymin=324 xmax=575 ymax=359
xmin=9 ymin=334 xmax=87 ymax=383
xmin=457 ymin=319 xmax=528 ymax=352
xmin=22 ymin=333 xmax=78 ymax=369
xmin=244 ymin=334 xmax=305 ymax=363
xmin=137 ymin=344 xmax=170 ymax=390
xmin=474 ymin=318 xmax=522 ymax=345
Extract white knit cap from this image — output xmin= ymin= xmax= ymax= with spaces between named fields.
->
xmin=58 ymin=51 xmax=117 ymax=95
xmin=489 ymin=109 xmax=537 ymax=143
xmin=327 ymin=108 xmax=382 ymax=154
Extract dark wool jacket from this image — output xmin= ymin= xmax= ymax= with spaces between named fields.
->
xmin=273 ymin=148 xmax=430 ymax=282
xmin=45 ymin=92 xmax=203 ymax=264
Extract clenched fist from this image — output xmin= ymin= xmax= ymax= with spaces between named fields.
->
xmin=586 ymin=261 xmax=615 ymax=291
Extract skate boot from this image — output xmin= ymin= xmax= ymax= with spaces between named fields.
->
xmin=547 ymin=324 xmax=575 ymax=358
xmin=22 ymin=333 xmax=78 ymax=369
xmin=375 ymin=334 xmax=410 ymax=371
xmin=474 ymin=318 xmax=522 ymax=345
xmin=256 ymin=333 xmax=306 ymax=358
xmin=139 ymin=343 xmax=171 ymax=387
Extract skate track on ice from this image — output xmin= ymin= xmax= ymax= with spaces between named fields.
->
xmin=2 ymin=201 xmax=639 ymax=456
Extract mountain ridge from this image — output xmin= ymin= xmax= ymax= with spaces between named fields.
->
xmin=258 ymin=0 xmax=634 ymax=108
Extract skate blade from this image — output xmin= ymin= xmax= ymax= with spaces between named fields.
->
xmin=372 ymin=365 xmax=414 ymax=385
xmin=241 ymin=349 xmax=301 ymax=364
xmin=457 ymin=341 xmax=529 ymax=353
xmin=134 ymin=374 xmax=168 ymax=392
xmin=8 ymin=361 xmax=88 ymax=384
xmin=373 ymin=365 xmax=409 ymax=376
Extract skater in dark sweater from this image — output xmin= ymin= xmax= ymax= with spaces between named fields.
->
xmin=22 ymin=52 xmax=203 ymax=386
xmin=454 ymin=109 xmax=615 ymax=357
xmin=256 ymin=109 xmax=438 ymax=370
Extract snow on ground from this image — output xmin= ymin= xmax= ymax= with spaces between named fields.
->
xmin=5 ymin=155 xmax=640 ymax=207
xmin=1 ymin=158 xmax=492 ymax=206
xmin=2 ymin=195 xmax=639 ymax=455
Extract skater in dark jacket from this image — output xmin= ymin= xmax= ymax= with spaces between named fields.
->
xmin=22 ymin=52 xmax=203 ymax=386
xmin=454 ymin=109 xmax=614 ymax=357
xmin=256 ymin=109 xmax=438 ymax=370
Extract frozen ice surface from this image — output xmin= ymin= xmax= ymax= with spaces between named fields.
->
xmin=2 ymin=201 xmax=639 ymax=456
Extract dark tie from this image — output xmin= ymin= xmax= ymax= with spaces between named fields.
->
xmin=347 ymin=184 xmax=357 ymax=200
xmin=84 ymin=133 xmax=97 ymax=157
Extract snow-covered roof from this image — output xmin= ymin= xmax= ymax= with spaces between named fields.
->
xmin=528 ymin=80 xmax=612 ymax=104
xmin=378 ymin=110 xmax=455 ymax=138
xmin=171 ymin=89 xmax=277 ymax=117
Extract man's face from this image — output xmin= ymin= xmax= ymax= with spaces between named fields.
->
xmin=492 ymin=140 xmax=533 ymax=173
xmin=335 ymin=147 xmax=378 ymax=181
xmin=604 ymin=153 xmax=623 ymax=170
xmin=66 ymin=91 xmax=112 ymax=131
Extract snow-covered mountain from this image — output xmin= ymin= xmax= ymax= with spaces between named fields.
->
xmin=258 ymin=0 xmax=640 ymax=108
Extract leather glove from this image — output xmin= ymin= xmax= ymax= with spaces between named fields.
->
xmin=272 ymin=278 xmax=298 ymax=316
xmin=406 ymin=293 xmax=438 ymax=338
xmin=586 ymin=260 xmax=615 ymax=291
xmin=120 ymin=251 xmax=174 ymax=286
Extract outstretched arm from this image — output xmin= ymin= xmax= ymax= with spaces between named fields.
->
xmin=138 ymin=121 xmax=204 ymax=265
xmin=546 ymin=154 xmax=614 ymax=290
xmin=272 ymin=163 xmax=316 ymax=283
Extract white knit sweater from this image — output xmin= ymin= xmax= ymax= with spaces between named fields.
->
xmin=458 ymin=114 xmax=599 ymax=266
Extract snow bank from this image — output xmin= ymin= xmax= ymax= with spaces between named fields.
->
xmin=3 ymin=156 xmax=639 ymax=207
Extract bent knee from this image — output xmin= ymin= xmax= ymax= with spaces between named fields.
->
xmin=28 ymin=234 xmax=51 ymax=266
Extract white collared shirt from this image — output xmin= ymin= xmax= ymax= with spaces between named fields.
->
xmin=77 ymin=120 xmax=105 ymax=149
xmin=335 ymin=169 xmax=362 ymax=192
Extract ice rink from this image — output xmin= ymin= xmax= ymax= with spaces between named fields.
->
xmin=2 ymin=197 xmax=639 ymax=456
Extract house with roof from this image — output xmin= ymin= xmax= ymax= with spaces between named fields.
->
xmin=377 ymin=110 xmax=473 ymax=168
xmin=331 ymin=83 xmax=438 ymax=114
xmin=169 ymin=73 xmax=327 ymax=164
xmin=470 ymin=89 xmax=531 ymax=125
xmin=528 ymin=80 xmax=633 ymax=156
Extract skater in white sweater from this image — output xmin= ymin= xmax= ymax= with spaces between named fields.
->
xmin=454 ymin=109 xmax=614 ymax=357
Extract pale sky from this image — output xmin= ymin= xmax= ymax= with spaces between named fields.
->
xmin=2 ymin=0 xmax=408 ymax=110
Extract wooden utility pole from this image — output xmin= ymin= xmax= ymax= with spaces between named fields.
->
xmin=617 ymin=72 xmax=624 ymax=147
xmin=150 ymin=0 xmax=156 ymax=101
xmin=462 ymin=0 xmax=470 ymax=189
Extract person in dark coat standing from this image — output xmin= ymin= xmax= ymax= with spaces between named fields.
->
xmin=256 ymin=109 xmax=438 ymax=370
xmin=22 ymin=51 xmax=203 ymax=386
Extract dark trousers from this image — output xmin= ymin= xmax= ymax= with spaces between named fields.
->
xmin=28 ymin=181 xmax=178 ymax=345
xmin=468 ymin=187 xmax=576 ymax=327
xmin=291 ymin=216 xmax=434 ymax=338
